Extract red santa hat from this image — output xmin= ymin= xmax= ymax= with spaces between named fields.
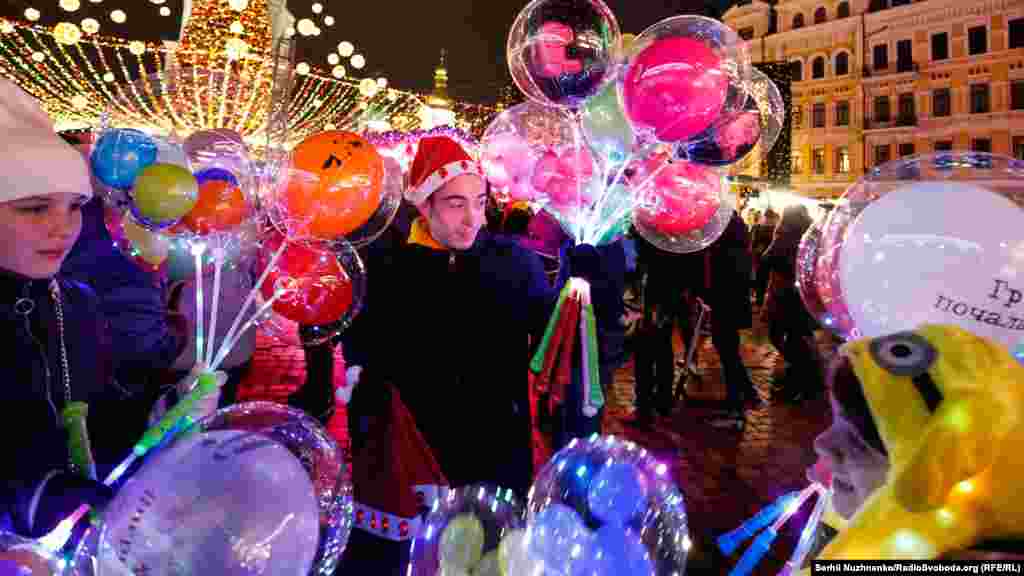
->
xmin=405 ymin=136 xmax=483 ymax=205
xmin=349 ymin=385 xmax=448 ymax=541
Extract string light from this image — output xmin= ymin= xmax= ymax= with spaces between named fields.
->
xmin=53 ymin=23 xmax=82 ymax=45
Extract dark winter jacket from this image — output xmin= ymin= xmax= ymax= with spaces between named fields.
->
xmin=61 ymin=197 xmax=184 ymax=385
xmin=0 ymin=269 xmax=125 ymax=533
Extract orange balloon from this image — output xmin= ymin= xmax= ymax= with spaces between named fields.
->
xmin=181 ymin=179 xmax=248 ymax=235
xmin=281 ymin=130 xmax=383 ymax=239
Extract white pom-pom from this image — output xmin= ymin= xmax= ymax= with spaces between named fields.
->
xmin=335 ymin=365 xmax=363 ymax=405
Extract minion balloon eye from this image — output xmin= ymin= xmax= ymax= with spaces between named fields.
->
xmin=869 ymin=332 xmax=937 ymax=378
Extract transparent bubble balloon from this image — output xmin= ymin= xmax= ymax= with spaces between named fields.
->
xmin=268 ymin=130 xmax=385 ymax=246
xmin=526 ymin=435 xmax=690 ymax=575
xmin=818 ymin=152 xmax=1024 ymax=349
xmin=104 ymin=205 xmax=170 ymax=275
xmin=623 ymin=15 xmax=751 ymax=145
xmin=678 ymin=68 xmax=783 ymax=167
xmin=163 ymin=218 xmax=262 ymax=285
xmin=91 ymin=128 xmax=198 ymax=232
xmin=0 ymin=532 xmax=61 ymax=576
xmin=797 ymin=217 xmax=830 ymax=329
xmin=175 ymin=128 xmax=259 ymax=239
xmin=630 ymin=155 xmax=734 ymax=254
xmin=254 ymin=231 xmax=366 ymax=344
xmin=409 ymin=484 xmax=525 ymax=576
xmin=70 ymin=402 xmax=352 ymax=576
xmin=343 ymin=154 xmax=403 ymax=249
xmin=506 ymin=0 xmax=621 ymax=109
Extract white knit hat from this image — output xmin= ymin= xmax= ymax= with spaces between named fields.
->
xmin=0 ymin=78 xmax=91 ymax=203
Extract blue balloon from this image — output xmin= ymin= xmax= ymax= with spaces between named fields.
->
xmin=91 ymin=129 xmax=158 ymax=190
xmin=195 ymin=167 xmax=240 ymax=187
xmin=587 ymin=462 xmax=647 ymax=526
xmin=528 ymin=504 xmax=592 ymax=569
xmin=578 ymin=525 xmax=654 ymax=576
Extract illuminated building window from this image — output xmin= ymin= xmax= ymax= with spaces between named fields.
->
xmin=813 ymin=147 xmax=826 ymax=174
xmin=814 ymin=7 xmax=827 ymax=24
xmin=837 ymin=2 xmax=850 ymax=18
xmin=932 ymin=32 xmax=948 ymax=60
xmin=835 ymin=52 xmax=849 ymax=76
xmin=970 ymin=84 xmax=990 ymax=114
xmin=873 ymin=44 xmax=888 ymax=70
xmin=934 ymin=140 xmax=953 ymax=152
xmin=972 ymin=138 xmax=991 ymax=153
xmin=968 ymin=25 xmax=987 ymax=55
xmin=899 ymin=142 xmax=915 ymax=157
xmin=790 ymin=60 xmax=803 ymax=81
xmin=874 ymin=144 xmax=891 ymax=165
xmin=836 ymin=101 xmax=850 ymax=126
xmin=835 ymin=146 xmax=850 ymax=173
xmin=1011 ymin=18 xmax=1024 ymax=49
xmin=933 ymin=88 xmax=951 ymax=117
xmin=812 ymin=56 xmax=826 ymax=79
xmin=813 ymin=103 xmax=826 ymax=127
xmin=1012 ymin=81 xmax=1024 ymax=110
xmin=1013 ymin=136 xmax=1024 ymax=160
xmin=792 ymin=152 xmax=804 ymax=173
xmin=793 ymin=13 xmax=805 ymax=29
xmin=874 ymin=96 xmax=891 ymax=122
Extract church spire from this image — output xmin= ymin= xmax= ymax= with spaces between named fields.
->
xmin=428 ymin=49 xmax=451 ymax=109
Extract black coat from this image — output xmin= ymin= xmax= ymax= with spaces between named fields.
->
xmin=341 ymin=230 xmax=562 ymax=497
xmin=0 ymin=270 xmax=124 ymax=530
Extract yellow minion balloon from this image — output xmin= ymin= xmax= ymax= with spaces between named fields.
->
xmin=818 ymin=324 xmax=1024 ymax=560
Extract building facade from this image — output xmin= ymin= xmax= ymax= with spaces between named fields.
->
xmin=724 ymin=0 xmax=1024 ymax=198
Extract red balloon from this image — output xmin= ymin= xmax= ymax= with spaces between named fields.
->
xmin=633 ymin=158 xmax=722 ymax=236
xmin=258 ymin=234 xmax=353 ymax=326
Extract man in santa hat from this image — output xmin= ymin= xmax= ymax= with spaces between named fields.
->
xmin=327 ymin=136 xmax=615 ymax=574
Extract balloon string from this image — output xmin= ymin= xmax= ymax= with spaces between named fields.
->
xmin=193 ymin=244 xmax=206 ymax=368
xmin=589 ymin=156 xmax=672 ymax=244
xmin=204 ymin=247 xmax=226 ymax=367
xmin=211 ymin=289 xmax=291 ymax=371
xmin=583 ymin=144 xmax=639 ymax=244
xmin=569 ymin=111 xmax=585 ymax=243
xmin=211 ymin=238 xmax=289 ymax=373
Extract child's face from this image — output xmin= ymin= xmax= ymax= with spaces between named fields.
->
xmin=0 ymin=192 xmax=86 ymax=279
xmin=813 ymin=392 xmax=890 ymax=519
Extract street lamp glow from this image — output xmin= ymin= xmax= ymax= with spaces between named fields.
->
xmin=337 ymin=41 xmax=354 ymax=57
xmin=351 ymin=54 xmax=365 ymax=69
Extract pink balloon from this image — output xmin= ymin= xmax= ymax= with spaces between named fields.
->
xmin=634 ymin=160 xmax=721 ymax=235
xmin=717 ymin=111 xmax=761 ymax=159
xmin=532 ymin=21 xmax=584 ymax=79
xmin=531 ymin=151 xmax=562 ymax=192
xmin=508 ymin=180 xmax=535 ymax=202
xmin=482 ymin=133 xmax=539 ymax=196
xmin=623 ymin=37 xmax=729 ymax=143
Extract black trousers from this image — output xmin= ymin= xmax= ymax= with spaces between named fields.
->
xmin=709 ymin=320 xmax=753 ymax=410
xmin=633 ymin=324 xmax=676 ymax=418
xmin=769 ymin=303 xmax=822 ymax=391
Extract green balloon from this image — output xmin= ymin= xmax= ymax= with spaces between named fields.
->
xmin=582 ymin=83 xmax=634 ymax=164
xmin=132 ymin=163 xmax=198 ymax=223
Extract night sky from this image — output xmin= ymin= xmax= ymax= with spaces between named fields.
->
xmin=1 ymin=0 xmax=730 ymax=103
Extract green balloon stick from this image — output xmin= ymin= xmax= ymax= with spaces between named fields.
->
xmin=62 ymin=402 xmax=97 ymax=481
xmin=135 ymin=372 xmax=219 ymax=455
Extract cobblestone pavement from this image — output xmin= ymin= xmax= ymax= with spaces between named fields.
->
xmin=237 ymin=314 xmax=840 ymax=575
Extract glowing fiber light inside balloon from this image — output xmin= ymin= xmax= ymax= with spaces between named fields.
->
xmin=60 ymin=0 xmax=82 ymax=12
xmin=25 ymin=8 xmax=40 ymax=21
xmin=338 ymin=41 xmax=354 ymax=57
xmin=110 ymin=10 xmax=126 ymax=23
xmin=351 ymin=54 xmax=366 ymax=69
xmin=81 ymin=17 xmax=99 ymax=33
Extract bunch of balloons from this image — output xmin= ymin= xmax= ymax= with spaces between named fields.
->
xmin=411 ymin=435 xmax=690 ymax=575
xmin=797 ymin=152 xmax=1024 ymax=357
xmin=483 ymin=0 xmax=786 ymax=253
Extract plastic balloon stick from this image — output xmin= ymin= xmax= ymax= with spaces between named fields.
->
xmin=717 ymin=491 xmax=797 ymax=555
xmin=62 ymin=402 xmax=97 ymax=481
xmin=780 ymin=485 xmax=829 ymax=576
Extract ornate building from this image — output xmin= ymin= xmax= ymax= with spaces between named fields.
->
xmin=725 ymin=0 xmax=1024 ymax=198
